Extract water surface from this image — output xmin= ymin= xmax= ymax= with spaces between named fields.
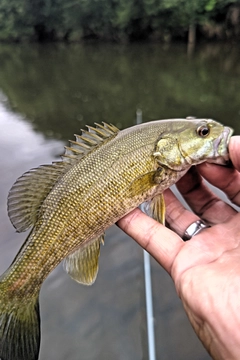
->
xmin=0 ymin=42 xmax=239 ymax=360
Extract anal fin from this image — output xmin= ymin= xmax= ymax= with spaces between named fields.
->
xmin=63 ymin=234 xmax=104 ymax=285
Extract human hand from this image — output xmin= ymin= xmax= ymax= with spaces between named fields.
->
xmin=117 ymin=136 xmax=240 ymax=360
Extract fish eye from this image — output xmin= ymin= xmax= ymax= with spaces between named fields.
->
xmin=197 ymin=125 xmax=210 ymax=137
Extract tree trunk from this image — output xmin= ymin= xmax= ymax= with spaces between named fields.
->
xmin=188 ymin=23 xmax=196 ymax=44
xmin=187 ymin=23 xmax=196 ymax=56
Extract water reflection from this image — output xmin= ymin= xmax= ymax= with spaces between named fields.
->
xmin=0 ymin=43 xmax=239 ymax=142
xmin=1 ymin=41 xmax=239 ymax=359
xmin=0 ymin=99 xmax=63 ymax=271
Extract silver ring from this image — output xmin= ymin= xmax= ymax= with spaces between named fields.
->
xmin=182 ymin=220 xmax=210 ymax=241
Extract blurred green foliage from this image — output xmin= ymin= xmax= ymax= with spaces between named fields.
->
xmin=0 ymin=0 xmax=239 ymax=42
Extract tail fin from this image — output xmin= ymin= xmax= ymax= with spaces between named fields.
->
xmin=0 ymin=286 xmax=40 ymax=360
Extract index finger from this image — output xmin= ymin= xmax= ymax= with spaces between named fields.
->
xmin=196 ymin=136 xmax=240 ymax=206
xmin=174 ymin=136 xmax=240 ymax=222
xmin=197 ymin=162 xmax=240 ymax=206
xmin=117 ymin=208 xmax=184 ymax=274
xmin=197 ymin=136 xmax=240 ymax=205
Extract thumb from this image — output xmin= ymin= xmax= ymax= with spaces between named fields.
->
xmin=229 ymin=136 xmax=240 ymax=171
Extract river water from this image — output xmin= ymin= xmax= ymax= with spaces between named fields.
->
xmin=0 ymin=42 xmax=239 ymax=360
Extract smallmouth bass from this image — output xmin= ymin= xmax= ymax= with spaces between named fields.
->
xmin=0 ymin=118 xmax=233 ymax=360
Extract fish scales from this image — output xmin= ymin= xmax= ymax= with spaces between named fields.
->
xmin=0 ymin=118 xmax=233 ymax=360
xmin=5 ymin=122 xmax=175 ymax=293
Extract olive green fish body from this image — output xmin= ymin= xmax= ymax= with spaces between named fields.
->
xmin=0 ymin=118 xmax=233 ymax=360
xmin=4 ymin=121 xmax=185 ymax=294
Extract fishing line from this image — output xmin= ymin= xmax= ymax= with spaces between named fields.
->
xmin=136 ymin=109 xmax=156 ymax=360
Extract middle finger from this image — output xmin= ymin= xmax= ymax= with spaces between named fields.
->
xmin=175 ymin=167 xmax=237 ymax=225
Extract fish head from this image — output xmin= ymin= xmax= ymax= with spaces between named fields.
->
xmin=153 ymin=119 xmax=233 ymax=171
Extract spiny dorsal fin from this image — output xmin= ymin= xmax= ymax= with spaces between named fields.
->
xmin=62 ymin=122 xmax=119 ymax=164
xmin=7 ymin=162 xmax=70 ymax=232
xmin=63 ymin=234 xmax=104 ymax=285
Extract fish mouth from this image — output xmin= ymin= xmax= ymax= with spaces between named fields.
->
xmin=210 ymin=126 xmax=234 ymax=165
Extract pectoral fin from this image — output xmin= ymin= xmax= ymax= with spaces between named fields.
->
xmin=142 ymin=193 xmax=166 ymax=225
xmin=127 ymin=167 xmax=165 ymax=197
xmin=63 ymin=235 xmax=104 ymax=285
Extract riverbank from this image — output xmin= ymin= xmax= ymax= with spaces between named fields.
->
xmin=0 ymin=1 xmax=239 ymax=45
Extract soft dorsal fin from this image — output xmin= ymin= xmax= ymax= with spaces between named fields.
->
xmin=63 ymin=234 xmax=104 ymax=285
xmin=7 ymin=162 xmax=70 ymax=232
xmin=62 ymin=122 xmax=119 ymax=164
xmin=7 ymin=122 xmax=120 ymax=233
